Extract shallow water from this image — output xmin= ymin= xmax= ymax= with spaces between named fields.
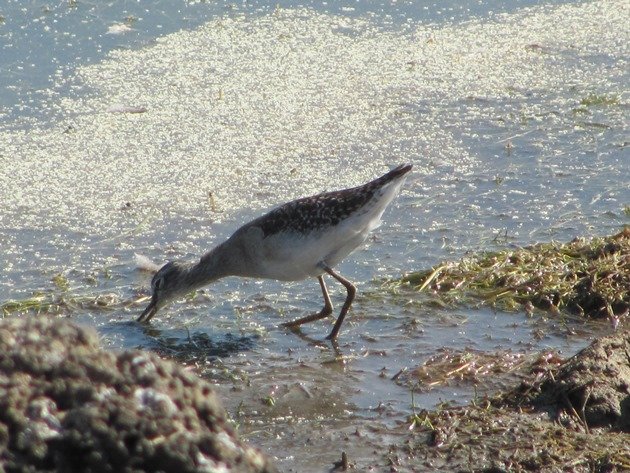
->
xmin=0 ymin=0 xmax=582 ymax=120
xmin=1 ymin=0 xmax=628 ymax=471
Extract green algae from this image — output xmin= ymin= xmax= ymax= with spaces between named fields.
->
xmin=392 ymin=227 xmax=630 ymax=320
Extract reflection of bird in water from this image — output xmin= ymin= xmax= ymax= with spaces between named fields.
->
xmin=138 ymin=164 xmax=412 ymax=340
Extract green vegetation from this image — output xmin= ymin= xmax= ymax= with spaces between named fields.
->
xmin=1 ymin=267 xmax=138 ymax=317
xmin=51 ymin=273 xmax=70 ymax=291
xmin=393 ymin=227 xmax=629 ymax=319
xmin=579 ymin=93 xmax=619 ymax=107
xmin=573 ymin=93 xmax=620 ymax=115
xmin=262 ymin=396 xmax=276 ymax=407
xmin=1 ymin=285 xmax=124 ymax=317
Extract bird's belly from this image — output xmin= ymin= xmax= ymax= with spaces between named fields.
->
xmin=259 ymin=257 xmax=319 ymax=281
xmin=254 ymin=219 xmax=372 ymax=281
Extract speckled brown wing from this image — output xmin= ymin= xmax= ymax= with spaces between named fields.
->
xmin=247 ymin=164 xmax=413 ymax=238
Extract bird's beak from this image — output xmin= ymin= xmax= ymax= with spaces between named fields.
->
xmin=137 ymin=295 xmax=159 ymax=323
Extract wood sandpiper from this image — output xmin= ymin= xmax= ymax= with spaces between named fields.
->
xmin=138 ymin=163 xmax=412 ymax=340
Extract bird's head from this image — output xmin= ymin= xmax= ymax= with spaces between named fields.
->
xmin=137 ymin=261 xmax=188 ymax=323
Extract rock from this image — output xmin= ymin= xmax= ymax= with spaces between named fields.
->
xmin=536 ymin=329 xmax=630 ymax=432
xmin=0 ymin=317 xmax=277 ymax=473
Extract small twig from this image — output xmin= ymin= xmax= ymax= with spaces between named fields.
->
xmin=418 ymin=264 xmax=448 ymax=292
xmin=391 ymin=367 xmax=407 ymax=381
xmin=560 ymin=391 xmax=589 ymax=433
xmin=497 ymin=128 xmax=536 ymax=143
xmin=579 ymin=387 xmax=592 ymax=435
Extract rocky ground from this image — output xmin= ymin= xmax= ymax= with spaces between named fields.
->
xmin=0 ymin=317 xmax=277 ymax=473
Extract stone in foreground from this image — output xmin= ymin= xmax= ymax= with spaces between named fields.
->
xmin=0 ymin=317 xmax=276 ymax=473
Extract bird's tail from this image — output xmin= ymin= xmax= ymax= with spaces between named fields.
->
xmin=135 ymin=253 xmax=163 ymax=273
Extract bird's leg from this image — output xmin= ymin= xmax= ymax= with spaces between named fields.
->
xmin=281 ymin=275 xmax=333 ymax=328
xmin=322 ymin=265 xmax=356 ymax=340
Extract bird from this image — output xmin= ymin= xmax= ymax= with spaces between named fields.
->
xmin=138 ymin=163 xmax=412 ymax=340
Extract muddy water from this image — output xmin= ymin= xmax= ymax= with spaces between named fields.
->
xmin=1 ymin=1 xmax=628 ymax=471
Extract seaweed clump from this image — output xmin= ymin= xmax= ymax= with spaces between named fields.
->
xmin=397 ymin=227 xmax=630 ymax=319
xmin=0 ymin=317 xmax=276 ymax=473
xmin=397 ymin=348 xmax=562 ymax=391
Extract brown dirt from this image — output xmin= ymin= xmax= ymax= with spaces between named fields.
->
xmin=0 ymin=317 xmax=277 ymax=473
xmin=522 ymin=329 xmax=630 ymax=432
xmin=385 ymin=329 xmax=630 ymax=472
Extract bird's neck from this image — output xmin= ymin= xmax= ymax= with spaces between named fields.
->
xmin=184 ymin=241 xmax=243 ymax=290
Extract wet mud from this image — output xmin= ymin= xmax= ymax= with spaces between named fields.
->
xmin=396 ymin=329 xmax=630 ymax=472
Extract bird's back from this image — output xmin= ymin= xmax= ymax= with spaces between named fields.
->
xmin=248 ymin=164 xmax=412 ymax=237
